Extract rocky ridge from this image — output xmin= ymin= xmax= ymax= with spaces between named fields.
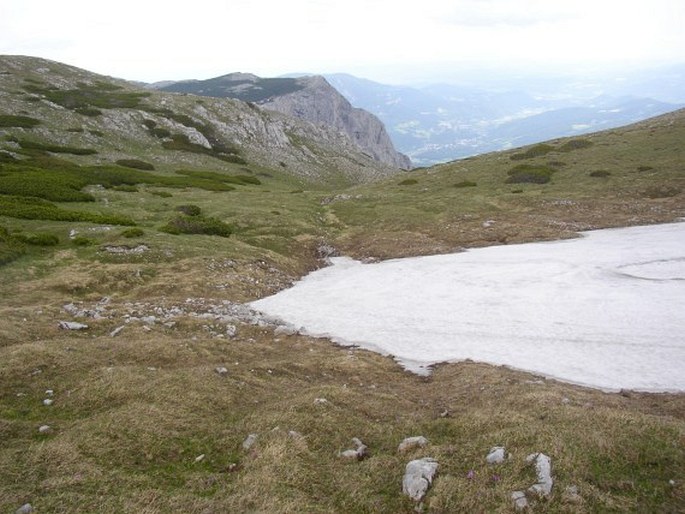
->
xmin=155 ymin=73 xmax=412 ymax=169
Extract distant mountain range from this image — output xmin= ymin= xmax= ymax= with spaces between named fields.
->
xmin=323 ymin=68 xmax=685 ymax=166
xmin=152 ymin=64 xmax=685 ymax=167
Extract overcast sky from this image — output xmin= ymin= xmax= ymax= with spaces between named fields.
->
xmin=1 ymin=0 xmax=683 ymax=84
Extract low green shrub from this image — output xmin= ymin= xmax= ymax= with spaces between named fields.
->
xmin=637 ymin=165 xmax=654 ymax=172
xmin=175 ymin=204 xmax=202 ymax=216
xmin=76 ymin=107 xmax=103 ymax=117
xmin=510 ymin=143 xmax=554 ymax=160
xmin=559 ymin=139 xmax=593 ymax=152
xmin=0 ymin=195 xmax=136 ymax=225
xmin=72 ymin=236 xmax=96 ymax=246
xmin=0 ymin=151 xmax=16 ymax=162
xmin=0 ymin=114 xmax=41 ymax=128
xmin=23 ymin=83 xmax=150 ymax=111
xmin=15 ymin=232 xmax=59 ymax=246
xmin=160 ymin=216 xmax=232 ymax=237
xmin=116 ymin=159 xmax=155 ymax=171
xmin=149 ymin=190 xmax=173 ymax=198
xmin=506 ymin=164 xmax=556 ymax=184
xmin=0 ymin=225 xmax=26 ymax=265
xmin=121 ymin=227 xmax=145 ymax=238
xmin=454 ymin=180 xmax=477 ymax=188
xmin=398 ymin=178 xmax=418 ymax=186
xmin=13 ymin=138 xmax=97 ymax=155
xmin=150 ymin=127 xmax=171 ymax=138
xmin=589 ymin=170 xmax=611 ymax=178
xmin=66 ymin=127 xmax=84 ymax=133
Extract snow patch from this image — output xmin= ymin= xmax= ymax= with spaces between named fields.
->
xmin=251 ymin=223 xmax=685 ymax=392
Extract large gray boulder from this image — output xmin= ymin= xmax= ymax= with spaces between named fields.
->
xmin=402 ymin=457 xmax=439 ymax=501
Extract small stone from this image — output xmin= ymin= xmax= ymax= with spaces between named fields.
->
xmin=58 ymin=320 xmax=89 ymax=330
xmin=402 ymin=458 xmax=439 ymax=502
xmin=486 ymin=446 xmax=507 ymax=464
xmin=242 ymin=433 xmax=257 ymax=450
xmin=110 ymin=325 xmax=125 ymax=337
xmin=45 ymin=389 xmax=54 ymax=396
xmin=194 ymin=454 xmax=205 ymax=463
xmin=439 ymin=409 xmax=450 ymax=418
xmin=288 ymin=430 xmax=303 ymax=439
xmin=38 ymin=425 xmax=52 ymax=434
xmin=340 ymin=437 xmax=368 ymax=460
xmin=314 ymin=397 xmax=328 ymax=405
xmin=43 ymin=398 xmax=53 ymax=406
xmin=215 ymin=366 xmax=229 ymax=376
xmin=562 ymin=484 xmax=582 ymax=504
xmin=526 ymin=453 xmax=553 ymax=498
xmin=340 ymin=449 xmax=359 ymax=459
xmin=669 ymin=479 xmax=676 ymax=486
xmin=274 ymin=324 xmax=298 ymax=336
xmin=398 ymin=436 xmax=429 ymax=453
xmin=15 ymin=504 xmax=34 ymax=514
xmin=511 ymin=491 xmax=528 ymax=511
xmin=561 ymin=397 xmax=571 ymax=404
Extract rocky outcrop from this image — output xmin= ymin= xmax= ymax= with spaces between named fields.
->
xmin=260 ymin=76 xmax=411 ymax=169
xmin=156 ymin=73 xmax=411 ymax=169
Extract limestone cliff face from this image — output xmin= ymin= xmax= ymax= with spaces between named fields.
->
xmin=259 ymin=76 xmax=412 ymax=169
xmin=157 ymin=74 xmax=411 ymax=169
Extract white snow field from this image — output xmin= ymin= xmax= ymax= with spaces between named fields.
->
xmin=251 ymin=223 xmax=685 ymax=391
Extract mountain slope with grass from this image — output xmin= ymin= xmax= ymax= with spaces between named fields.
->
xmin=0 ymin=56 xmax=684 ymax=513
xmin=0 ymin=55 xmax=401 ymax=186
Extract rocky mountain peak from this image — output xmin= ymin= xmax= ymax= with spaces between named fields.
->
xmin=156 ymin=73 xmax=412 ymax=169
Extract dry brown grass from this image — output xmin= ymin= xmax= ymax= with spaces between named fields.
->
xmin=1 ymin=291 xmax=683 ymax=512
xmin=2 ymin=111 xmax=685 ymax=512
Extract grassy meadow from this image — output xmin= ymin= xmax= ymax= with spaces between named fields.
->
xmin=0 ymin=109 xmax=684 ymax=512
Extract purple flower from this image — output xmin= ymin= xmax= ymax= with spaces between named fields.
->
xmin=466 ymin=470 xmax=475 ymax=479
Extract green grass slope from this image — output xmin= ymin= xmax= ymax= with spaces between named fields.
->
xmin=0 ymin=76 xmax=684 ymax=512
xmin=330 ymin=109 xmax=685 ymax=259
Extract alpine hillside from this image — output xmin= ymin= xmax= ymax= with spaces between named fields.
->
xmin=153 ymin=73 xmax=412 ymax=170
xmin=0 ymin=56 xmax=402 ymax=185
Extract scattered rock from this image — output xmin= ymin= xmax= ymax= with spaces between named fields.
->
xmin=15 ymin=504 xmax=34 ymax=514
xmin=511 ymin=490 xmax=529 ymax=511
xmin=562 ymin=484 xmax=582 ymax=504
xmin=194 ymin=454 xmax=205 ymax=463
xmin=58 ymin=321 xmax=89 ymax=330
xmin=313 ymin=398 xmax=328 ymax=405
xmin=110 ymin=325 xmax=125 ymax=337
xmin=486 ymin=446 xmax=507 ymax=465
xmin=43 ymin=399 xmax=53 ymax=406
xmin=340 ymin=437 xmax=368 ymax=460
xmin=526 ymin=453 xmax=553 ymax=498
xmin=288 ymin=430 xmax=303 ymax=439
xmin=242 ymin=433 xmax=257 ymax=451
xmin=38 ymin=425 xmax=52 ymax=434
xmin=215 ymin=366 xmax=229 ymax=377
xmin=274 ymin=324 xmax=298 ymax=336
xmin=45 ymin=389 xmax=54 ymax=396
xmin=439 ymin=409 xmax=450 ymax=418
xmin=402 ymin=458 xmax=439 ymax=502
xmin=398 ymin=436 xmax=429 ymax=453
xmin=102 ymin=244 xmax=149 ymax=254
xmin=316 ymin=243 xmax=338 ymax=259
